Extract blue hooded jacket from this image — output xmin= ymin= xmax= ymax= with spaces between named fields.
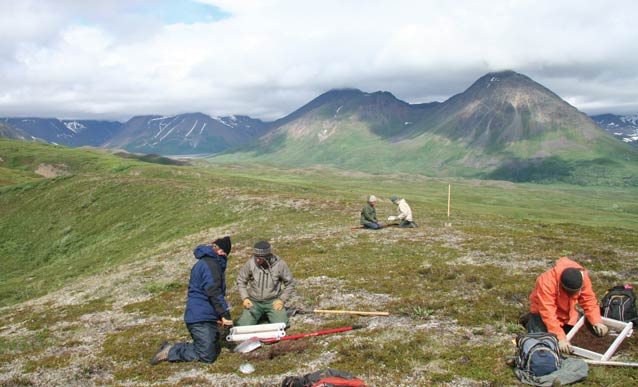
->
xmin=184 ymin=245 xmax=230 ymax=324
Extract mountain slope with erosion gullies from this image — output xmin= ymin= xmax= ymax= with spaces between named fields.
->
xmin=104 ymin=113 xmax=268 ymax=155
xmin=1 ymin=113 xmax=269 ymax=156
xmin=2 ymin=117 xmax=123 ymax=147
xmin=1 ymin=139 xmax=638 ymax=386
xmin=0 ymin=121 xmax=32 ymax=141
xmin=213 ymin=71 xmax=638 ymax=185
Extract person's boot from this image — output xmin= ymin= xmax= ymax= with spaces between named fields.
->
xmin=150 ymin=341 xmax=172 ymax=365
xmin=518 ymin=312 xmax=531 ymax=328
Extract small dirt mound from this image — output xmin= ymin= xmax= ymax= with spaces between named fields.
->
xmin=35 ymin=163 xmax=71 ymax=178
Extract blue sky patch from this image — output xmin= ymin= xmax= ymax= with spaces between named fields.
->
xmin=137 ymin=0 xmax=230 ymax=25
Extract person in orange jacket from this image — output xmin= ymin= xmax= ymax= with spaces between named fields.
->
xmin=526 ymin=257 xmax=608 ymax=354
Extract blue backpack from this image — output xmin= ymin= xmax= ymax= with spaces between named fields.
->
xmin=600 ymin=285 xmax=638 ymax=324
xmin=515 ymin=332 xmax=562 ymax=376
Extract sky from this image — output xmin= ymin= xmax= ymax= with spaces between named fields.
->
xmin=0 ymin=0 xmax=637 ymax=122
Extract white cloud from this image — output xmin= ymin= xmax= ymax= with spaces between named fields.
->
xmin=0 ymin=0 xmax=637 ymax=121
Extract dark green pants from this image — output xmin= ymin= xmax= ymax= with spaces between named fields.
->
xmin=236 ymin=299 xmax=289 ymax=327
xmin=525 ymin=312 xmax=577 ymax=335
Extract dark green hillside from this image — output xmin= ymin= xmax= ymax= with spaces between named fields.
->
xmin=1 ymin=139 xmax=637 ymax=386
xmin=0 ymin=140 xmax=226 ymax=304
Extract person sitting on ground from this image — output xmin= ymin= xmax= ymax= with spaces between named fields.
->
xmin=388 ymin=195 xmax=418 ymax=228
xmin=525 ymin=256 xmax=608 ymax=354
xmin=235 ymin=241 xmax=295 ymax=327
xmin=360 ymin=195 xmax=382 ymax=229
xmin=150 ymin=236 xmax=233 ymax=365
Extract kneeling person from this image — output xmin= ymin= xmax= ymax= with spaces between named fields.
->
xmin=388 ymin=195 xmax=418 ymax=228
xmin=236 ymin=241 xmax=295 ymax=327
xmin=151 ymin=236 xmax=233 ymax=365
xmin=526 ymin=257 xmax=608 ymax=354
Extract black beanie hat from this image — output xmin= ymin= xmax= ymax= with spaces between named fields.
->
xmin=213 ymin=236 xmax=232 ymax=256
xmin=560 ymin=268 xmax=583 ymax=293
xmin=253 ymin=240 xmax=272 ymax=257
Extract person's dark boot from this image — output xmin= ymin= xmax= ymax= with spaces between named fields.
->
xmin=150 ymin=341 xmax=172 ymax=365
xmin=518 ymin=312 xmax=531 ymax=328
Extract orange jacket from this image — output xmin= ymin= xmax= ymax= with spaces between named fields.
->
xmin=529 ymin=257 xmax=602 ymax=340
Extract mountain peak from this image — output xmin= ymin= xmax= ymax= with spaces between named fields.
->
xmin=469 ymin=70 xmax=538 ymax=92
xmin=483 ymin=69 xmax=523 ymax=79
xmin=313 ymin=87 xmax=364 ymax=102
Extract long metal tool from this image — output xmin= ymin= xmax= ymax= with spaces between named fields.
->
xmin=298 ymin=309 xmax=389 ymax=316
xmin=234 ymin=325 xmax=363 ymax=353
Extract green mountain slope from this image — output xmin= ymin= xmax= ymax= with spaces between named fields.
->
xmin=212 ymin=71 xmax=638 ymax=185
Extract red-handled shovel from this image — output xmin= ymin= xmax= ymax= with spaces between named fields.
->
xmin=234 ymin=325 xmax=363 ymax=353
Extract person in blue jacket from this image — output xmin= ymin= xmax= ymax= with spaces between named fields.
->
xmin=150 ymin=236 xmax=233 ymax=364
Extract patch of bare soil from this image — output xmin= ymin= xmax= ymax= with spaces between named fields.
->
xmin=569 ymin=322 xmax=636 ymax=359
xmin=34 ymin=163 xmax=70 ymax=178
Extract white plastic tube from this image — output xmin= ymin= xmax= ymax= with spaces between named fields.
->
xmin=227 ymin=331 xmax=286 ymax=342
xmin=229 ymin=323 xmax=286 ymax=334
xmin=226 ymin=322 xmax=287 ymax=342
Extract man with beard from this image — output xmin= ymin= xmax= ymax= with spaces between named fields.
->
xmin=235 ymin=240 xmax=295 ymax=327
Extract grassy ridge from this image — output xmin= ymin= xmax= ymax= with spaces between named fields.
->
xmin=1 ymin=138 xmax=638 ymax=386
xmin=0 ymin=140 xmax=243 ymax=305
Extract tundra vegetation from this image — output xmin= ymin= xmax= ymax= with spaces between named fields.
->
xmin=0 ymin=138 xmax=637 ymax=386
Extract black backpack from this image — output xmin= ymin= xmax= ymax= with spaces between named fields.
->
xmin=515 ymin=332 xmax=562 ymax=377
xmin=281 ymin=368 xmax=367 ymax=387
xmin=600 ymin=285 xmax=638 ymax=323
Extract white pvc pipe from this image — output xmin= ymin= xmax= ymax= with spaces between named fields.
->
xmin=601 ymin=318 xmax=633 ymax=361
xmin=585 ymin=359 xmax=638 ymax=367
xmin=228 ymin=323 xmax=286 ymax=334
xmin=566 ymin=316 xmax=634 ymax=362
xmin=227 ymin=331 xmax=286 ymax=342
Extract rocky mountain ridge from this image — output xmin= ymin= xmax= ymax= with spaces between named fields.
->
xmin=1 ymin=114 xmax=268 ymax=155
xmin=590 ymin=114 xmax=638 ymax=145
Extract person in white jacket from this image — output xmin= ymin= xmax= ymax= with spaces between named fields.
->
xmin=388 ymin=196 xmax=418 ymax=228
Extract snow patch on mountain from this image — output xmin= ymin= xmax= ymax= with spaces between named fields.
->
xmin=213 ymin=116 xmax=234 ymax=128
xmin=620 ymin=115 xmax=638 ymax=125
xmin=149 ymin=116 xmax=174 ymax=122
xmin=185 ymin=121 xmax=198 ymax=137
xmin=159 ymin=124 xmax=178 ymax=142
xmin=591 ymin=113 xmax=638 ymax=144
xmin=64 ymin=121 xmax=86 ymax=133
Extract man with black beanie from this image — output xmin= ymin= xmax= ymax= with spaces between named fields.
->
xmin=150 ymin=236 xmax=233 ymax=364
xmin=526 ymin=257 xmax=608 ymax=354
